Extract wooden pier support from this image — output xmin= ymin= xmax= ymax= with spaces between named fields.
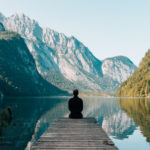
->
xmin=32 ymin=118 xmax=118 ymax=150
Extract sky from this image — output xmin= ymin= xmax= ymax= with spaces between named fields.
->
xmin=0 ymin=0 xmax=150 ymax=66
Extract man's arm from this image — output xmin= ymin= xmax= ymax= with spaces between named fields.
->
xmin=68 ymin=99 xmax=71 ymax=111
xmin=79 ymin=99 xmax=83 ymax=112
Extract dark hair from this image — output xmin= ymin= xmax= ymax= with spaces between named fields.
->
xmin=73 ymin=89 xmax=79 ymax=96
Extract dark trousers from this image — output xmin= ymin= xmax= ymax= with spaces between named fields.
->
xmin=69 ymin=113 xmax=83 ymax=119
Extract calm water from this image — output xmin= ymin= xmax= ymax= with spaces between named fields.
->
xmin=0 ymin=96 xmax=150 ymax=150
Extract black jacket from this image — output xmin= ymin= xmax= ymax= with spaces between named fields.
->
xmin=68 ymin=96 xmax=83 ymax=118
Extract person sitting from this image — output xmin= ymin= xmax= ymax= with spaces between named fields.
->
xmin=68 ymin=89 xmax=83 ymax=119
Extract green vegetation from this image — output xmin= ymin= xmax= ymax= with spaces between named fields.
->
xmin=116 ymin=50 xmax=150 ymax=97
xmin=117 ymin=98 xmax=150 ymax=142
xmin=0 ymin=31 xmax=68 ymax=96
xmin=44 ymin=70 xmax=76 ymax=93
xmin=0 ymin=107 xmax=12 ymax=137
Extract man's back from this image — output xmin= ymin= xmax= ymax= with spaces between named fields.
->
xmin=68 ymin=89 xmax=83 ymax=119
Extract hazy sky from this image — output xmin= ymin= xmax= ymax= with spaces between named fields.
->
xmin=0 ymin=0 xmax=150 ymax=66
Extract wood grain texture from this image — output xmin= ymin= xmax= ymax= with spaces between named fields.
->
xmin=31 ymin=118 xmax=118 ymax=150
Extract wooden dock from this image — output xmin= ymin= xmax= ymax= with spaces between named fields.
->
xmin=31 ymin=118 xmax=118 ymax=150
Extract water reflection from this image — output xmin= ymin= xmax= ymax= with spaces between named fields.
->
xmin=26 ymin=98 xmax=69 ymax=149
xmin=28 ymin=96 xmax=136 ymax=148
xmin=82 ymin=97 xmax=136 ymax=139
xmin=0 ymin=96 xmax=150 ymax=150
xmin=0 ymin=96 xmax=69 ymax=150
xmin=117 ymin=98 xmax=150 ymax=142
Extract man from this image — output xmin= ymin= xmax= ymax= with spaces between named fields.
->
xmin=68 ymin=89 xmax=83 ymax=119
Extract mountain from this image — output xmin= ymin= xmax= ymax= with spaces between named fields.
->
xmin=0 ymin=30 xmax=67 ymax=96
xmin=102 ymin=56 xmax=137 ymax=83
xmin=116 ymin=50 xmax=150 ymax=97
xmin=1 ymin=12 xmax=137 ymax=94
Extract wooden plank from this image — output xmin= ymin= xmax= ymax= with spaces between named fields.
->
xmin=32 ymin=147 xmax=117 ymax=150
xmin=43 ymin=133 xmax=108 ymax=137
xmin=35 ymin=141 xmax=114 ymax=146
xmin=50 ymin=125 xmax=101 ymax=127
xmin=39 ymin=137 xmax=112 ymax=141
xmin=44 ymin=129 xmax=107 ymax=134
xmin=41 ymin=136 xmax=111 ymax=141
xmin=32 ymin=146 xmax=117 ymax=150
xmin=47 ymin=126 xmax=104 ymax=129
xmin=31 ymin=118 xmax=118 ymax=150
xmin=38 ymin=139 xmax=114 ymax=143
xmin=32 ymin=148 xmax=117 ymax=150
xmin=32 ymin=144 xmax=117 ymax=149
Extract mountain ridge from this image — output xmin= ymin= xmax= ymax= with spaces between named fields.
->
xmin=1 ymin=12 xmax=137 ymax=94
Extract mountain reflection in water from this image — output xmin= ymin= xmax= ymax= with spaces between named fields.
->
xmin=117 ymin=98 xmax=150 ymax=142
xmin=83 ymin=96 xmax=136 ymax=139
xmin=0 ymin=96 xmax=150 ymax=150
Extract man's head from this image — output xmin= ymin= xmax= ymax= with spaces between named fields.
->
xmin=73 ymin=89 xmax=79 ymax=97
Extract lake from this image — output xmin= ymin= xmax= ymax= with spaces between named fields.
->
xmin=0 ymin=96 xmax=150 ymax=150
